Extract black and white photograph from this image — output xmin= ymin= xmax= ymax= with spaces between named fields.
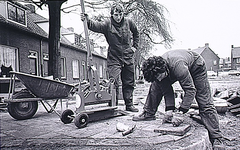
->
xmin=1 ymin=0 xmax=240 ymax=149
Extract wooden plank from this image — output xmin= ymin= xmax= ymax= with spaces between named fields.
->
xmin=229 ymin=103 xmax=240 ymax=109
xmin=154 ymin=124 xmax=191 ymax=136
xmin=230 ymin=107 xmax=240 ymax=113
xmin=227 ymin=95 xmax=240 ymax=105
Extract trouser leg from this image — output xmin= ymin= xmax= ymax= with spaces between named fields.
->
xmin=121 ymin=63 xmax=135 ymax=106
xmin=107 ymin=64 xmax=121 ymax=105
xmin=143 ymin=81 xmax=163 ymax=115
xmin=143 ymin=78 xmax=175 ymax=115
xmin=193 ymin=62 xmax=222 ymax=139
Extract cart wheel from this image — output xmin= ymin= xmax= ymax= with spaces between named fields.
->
xmin=61 ymin=109 xmax=74 ymax=124
xmin=8 ymin=89 xmax=38 ymax=120
xmin=74 ymin=113 xmax=89 ymax=128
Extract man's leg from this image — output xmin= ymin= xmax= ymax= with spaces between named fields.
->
xmin=195 ymin=76 xmax=222 ymax=139
xmin=143 ymin=79 xmax=175 ymax=114
xmin=132 ymin=81 xmax=163 ymax=121
xmin=107 ymin=64 xmax=122 ymax=105
xmin=143 ymin=81 xmax=163 ymax=114
xmin=121 ymin=63 xmax=138 ymax=112
xmin=192 ymin=61 xmax=222 ymax=142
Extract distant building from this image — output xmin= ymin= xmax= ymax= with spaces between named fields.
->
xmin=231 ymin=45 xmax=240 ymax=70
xmin=219 ymin=57 xmax=231 ymax=71
xmin=191 ymin=43 xmax=220 ymax=71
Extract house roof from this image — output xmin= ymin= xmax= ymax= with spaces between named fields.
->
xmin=0 ymin=4 xmax=48 ymax=38
xmin=191 ymin=47 xmax=205 ymax=55
xmin=232 ymin=47 xmax=240 ymax=58
xmin=191 ymin=43 xmax=219 ymax=59
xmin=0 ymin=1 xmax=106 ymax=59
xmin=27 ymin=13 xmax=49 ymax=38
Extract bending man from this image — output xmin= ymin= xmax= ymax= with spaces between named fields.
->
xmin=133 ymin=49 xmax=224 ymax=147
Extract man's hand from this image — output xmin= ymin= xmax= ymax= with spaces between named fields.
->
xmin=80 ymin=13 xmax=88 ymax=21
xmin=162 ymin=110 xmax=173 ymax=123
xmin=172 ymin=111 xmax=184 ymax=127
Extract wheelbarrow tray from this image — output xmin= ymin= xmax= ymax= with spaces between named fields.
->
xmin=10 ymin=71 xmax=74 ymax=99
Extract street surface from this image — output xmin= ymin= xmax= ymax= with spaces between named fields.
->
xmin=3 ymin=78 xmax=240 ymax=149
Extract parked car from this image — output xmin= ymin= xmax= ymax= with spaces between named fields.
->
xmin=207 ymin=71 xmax=217 ymax=77
xmin=218 ymin=71 xmax=229 ymax=77
xmin=228 ymin=70 xmax=240 ymax=76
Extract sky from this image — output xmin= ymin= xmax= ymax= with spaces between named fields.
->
xmin=35 ymin=0 xmax=240 ymax=58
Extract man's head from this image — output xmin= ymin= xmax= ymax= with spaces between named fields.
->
xmin=111 ymin=3 xmax=124 ymax=23
xmin=142 ymin=56 xmax=168 ymax=82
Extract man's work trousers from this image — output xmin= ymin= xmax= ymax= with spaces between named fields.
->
xmin=108 ymin=63 xmax=135 ymax=106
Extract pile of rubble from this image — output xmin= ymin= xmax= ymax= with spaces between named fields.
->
xmin=213 ymin=89 xmax=240 ymax=115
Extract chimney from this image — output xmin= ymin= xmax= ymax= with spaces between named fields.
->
xmin=205 ymin=43 xmax=209 ymax=47
xmin=25 ymin=4 xmax=35 ymax=13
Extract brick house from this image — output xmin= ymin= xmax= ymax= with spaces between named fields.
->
xmin=0 ymin=1 xmax=107 ymax=95
xmin=191 ymin=43 xmax=220 ymax=71
xmin=231 ymin=45 xmax=240 ymax=70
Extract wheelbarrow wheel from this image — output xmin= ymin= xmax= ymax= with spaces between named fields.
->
xmin=74 ymin=113 xmax=89 ymax=128
xmin=8 ymin=89 xmax=38 ymax=120
xmin=61 ymin=109 xmax=74 ymax=124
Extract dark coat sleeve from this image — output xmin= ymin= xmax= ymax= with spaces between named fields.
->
xmin=173 ymin=61 xmax=196 ymax=110
xmin=128 ymin=20 xmax=139 ymax=49
xmin=87 ymin=19 xmax=109 ymax=34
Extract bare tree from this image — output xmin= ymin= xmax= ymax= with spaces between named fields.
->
xmin=59 ymin=0 xmax=173 ymax=53
xmin=25 ymin=0 xmax=173 ymax=78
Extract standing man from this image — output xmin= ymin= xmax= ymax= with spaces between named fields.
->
xmin=132 ymin=49 xmax=224 ymax=148
xmin=81 ymin=3 xmax=139 ymax=112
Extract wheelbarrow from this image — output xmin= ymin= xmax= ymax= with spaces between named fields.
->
xmin=4 ymin=71 xmax=75 ymax=120
xmin=5 ymin=71 xmax=123 ymax=129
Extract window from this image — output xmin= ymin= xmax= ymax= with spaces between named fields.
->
xmin=236 ymin=58 xmax=240 ymax=64
xmin=213 ymin=60 xmax=217 ymax=66
xmin=61 ymin=57 xmax=66 ymax=79
xmin=75 ymin=34 xmax=82 ymax=46
xmin=0 ymin=45 xmax=18 ymax=76
xmin=7 ymin=2 xmax=26 ymax=26
xmin=81 ymin=61 xmax=86 ymax=80
xmin=72 ymin=60 xmax=79 ymax=79
xmin=99 ymin=64 xmax=103 ymax=78
xmin=28 ymin=51 xmax=38 ymax=75
xmin=43 ymin=53 xmax=48 ymax=76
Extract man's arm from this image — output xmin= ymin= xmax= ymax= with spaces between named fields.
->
xmin=81 ymin=13 xmax=108 ymax=34
xmin=174 ymin=62 xmax=196 ymax=112
xmin=129 ymin=20 xmax=139 ymax=50
xmin=87 ymin=19 xmax=109 ymax=34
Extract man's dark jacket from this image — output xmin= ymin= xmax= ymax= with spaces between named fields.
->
xmin=87 ymin=17 xmax=139 ymax=65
